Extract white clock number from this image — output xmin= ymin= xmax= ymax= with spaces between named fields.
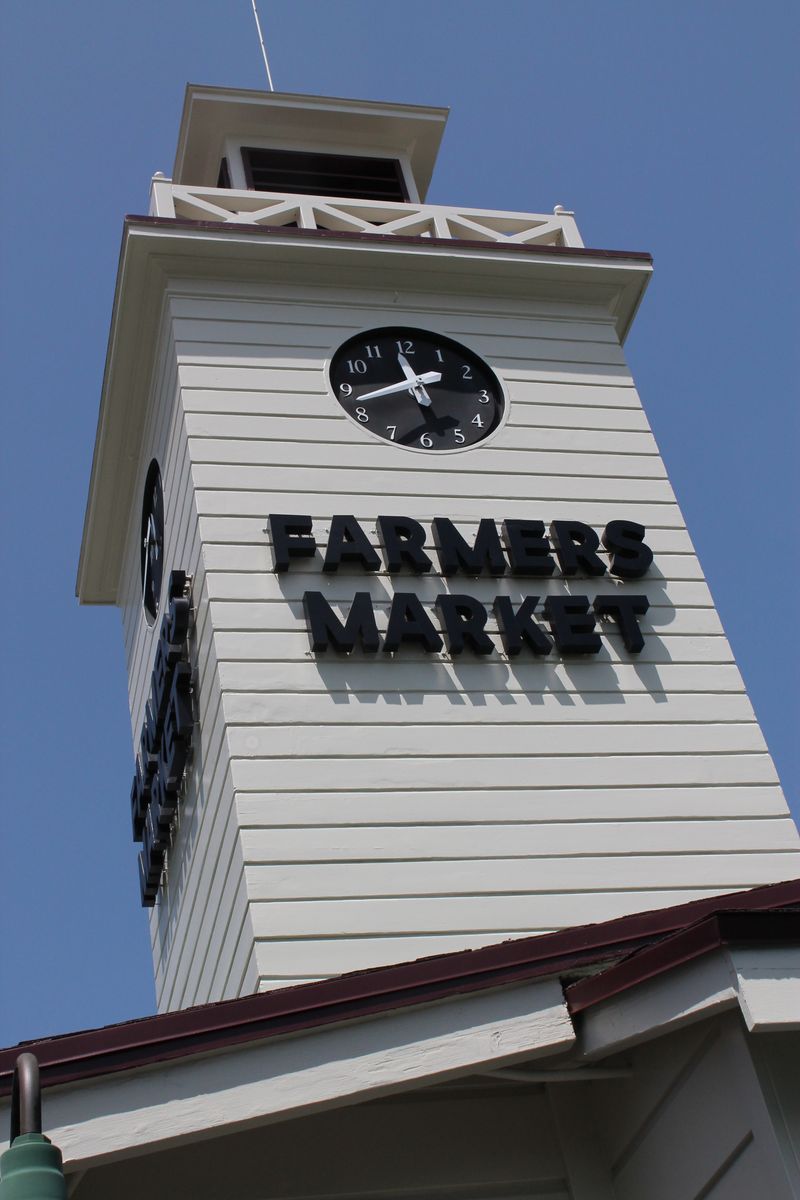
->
xmin=434 ymin=348 xmax=444 ymax=363
xmin=477 ymin=389 xmax=490 ymax=404
xmin=347 ymin=359 xmax=368 ymax=374
xmin=386 ymin=425 xmax=397 ymax=440
xmin=461 ymin=364 xmax=473 ymax=380
xmin=396 ymin=339 xmax=415 ymax=355
xmin=340 ymin=382 xmax=353 ymax=397
xmin=365 ymin=344 xmax=382 ymax=358
xmin=454 ymin=428 xmax=465 ymax=444
xmin=471 ymin=413 xmax=484 ymax=428
xmin=356 ymin=407 xmax=369 ymax=423
xmin=420 ymin=433 xmax=433 ymax=448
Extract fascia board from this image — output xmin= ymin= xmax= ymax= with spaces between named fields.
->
xmin=575 ymin=935 xmax=800 ymax=1057
xmin=75 ymin=217 xmax=652 ymax=605
xmin=732 ymin=944 xmax=800 ymax=1032
xmin=0 ymin=978 xmax=573 ymax=1170
xmin=76 ymin=226 xmax=168 ymax=605
xmin=576 ymin=950 xmax=739 ymax=1060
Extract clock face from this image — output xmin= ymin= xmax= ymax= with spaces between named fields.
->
xmin=329 ymin=327 xmax=505 ymax=451
xmin=140 ymin=459 xmax=164 ymax=623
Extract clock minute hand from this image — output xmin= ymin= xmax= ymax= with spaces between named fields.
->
xmin=359 ymin=371 xmax=441 ymax=403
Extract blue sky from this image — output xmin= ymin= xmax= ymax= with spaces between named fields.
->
xmin=1 ymin=0 xmax=798 ymax=1046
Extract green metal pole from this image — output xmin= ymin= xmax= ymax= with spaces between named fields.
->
xmin=0 ymin=1133 xmax=67 ymax=1200
xmin=0 ymin=1055 xmax=66 ymax=1199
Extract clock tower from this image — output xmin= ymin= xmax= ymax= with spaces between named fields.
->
xmin=78 ymin=84 xmax=799 ymax=1014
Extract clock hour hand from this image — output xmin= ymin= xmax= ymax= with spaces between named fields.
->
xmin=397 ymin=352 xmax=418 ymax=383
xmin=358 ymin=371 xmax=441 ymax=403
xmin=397 ymin=352 xmax=441 ymax=407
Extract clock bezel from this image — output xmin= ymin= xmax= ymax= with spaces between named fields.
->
xmin=326 ymin=325 xmax=510 ymax=455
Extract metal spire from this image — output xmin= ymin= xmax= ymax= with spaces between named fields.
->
xmin=251 ymin=0 xmax=275 ymax=91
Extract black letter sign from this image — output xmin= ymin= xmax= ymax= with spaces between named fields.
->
xmin=269 ymin=514 xmax=316 ymax=572
xmin=493 ymin=596 xmax=553 ymax=656
xmin=593 ymin=594 xmax=650 ymax=652
xmin=602 ymin=520 xmax=654 ymax=579
xmin=432 ymin=518 xmax=506 ymax=577
xmin=303 ymin=591 xmax=381 ymax=653
xmin=549 ymin=521 xmax=607 ymax=577
xmin=384 ymin=593 xmax=443 ymax=652
xmin=543 ymin=595 xmax=602 ymax=654
xmin=435 ymin=595 xmax=494 ymax=655
xmin=377 ymin=517 xmax=433 ymax=573
xmin=323 ymin=515 xmax=381 ymax=573
xmin=502 ymin=521 xmax=556 ymax=576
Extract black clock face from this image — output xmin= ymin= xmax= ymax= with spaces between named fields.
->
xmin=140 ymin=459 xmax=164 ymax=624
xmin=329 ymin=327 xmax=505 ymax=451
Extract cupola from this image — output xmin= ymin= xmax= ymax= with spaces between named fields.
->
xmin=172 ymin=85 xmax=449 ymax=204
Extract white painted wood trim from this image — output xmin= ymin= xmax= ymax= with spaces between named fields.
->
xmin=577 ymin=943 xmax=800 ymax=1060
xmin=0 ymin=979 xmax=574 ymax=1168
xmin=732 ymin=946 xmax=800 ymax=1032
xmin=577 ymin=952 xmax=739 ymax=1060
xmin=547 ymin=1083 xmax=617 ymax=1200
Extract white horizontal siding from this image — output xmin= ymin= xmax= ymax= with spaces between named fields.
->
xmin=224 ymin=691 xmax=754 ymax=727
xmin=183 ymin=390 xmax=653 ymax=432
xmin=216 ymin=660 xmax=746 ymax=695
xmin=235 ymin=786 xmax=788 ymax=825
xmin=241 ymin=818 xmax=797 ymax=863
xmin=178 ymin=350 xmax=633 ymax=389
xmin=248 ymin=889 xmax=734 ymax=939
xmin=173 ymin=317 xmax=629 ymax=365
xmin=204 ymin=572 xmax=710 ymax=605
xmin=215 ymin=631 xmax=731 ymax=666
xmin=190 ymin=441 xmax=668 ymax=482
xmin=232 ymin=754 xmax=779 ymax=793
xmin=168 ymin=278 xmax=616 ymax=327
xmin=186 ymin=414 xmax=660 ymax=456
xmin=196 ymin=490 xmax=685 ymax=527
xmin=151 ymin=277 xmax=798 ymax=1000
xmin=198 ymin=519 xmax=691 ymax=552
xmin=192 ymin=463 xmax=674 ymax=502
xmin=207 ymin=598 xmax=720 ymax=633
xmin=245 ymin=852 xmax=800 ymax=901
xmin=228 ymin=723 xmax=768 ymax=761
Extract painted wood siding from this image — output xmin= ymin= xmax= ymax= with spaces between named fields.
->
xmin=118 ymin=314 xmax=256 ymax=1012
xmin=52 ymin=1085 xmax=572 ymax=1200
xmin=167 ymin=278 xmax=798 ymax=995
xmin=591 ymin=1016 xmax=797 ymax=1199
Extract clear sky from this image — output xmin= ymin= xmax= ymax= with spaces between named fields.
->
xmin=1 ymin=0 xmax=798 ymax=1047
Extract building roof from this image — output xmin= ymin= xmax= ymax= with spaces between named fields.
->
xmin=2 ymin=878 xmax=798 ymax=1096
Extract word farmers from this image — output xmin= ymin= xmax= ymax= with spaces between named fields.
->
xmin=268 ymin=514 xmax=654 ymax=579
xmin=268 ymin=514 xmax=654 ymax=659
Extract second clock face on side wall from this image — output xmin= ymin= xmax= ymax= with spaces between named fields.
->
xmin=329 ymin=327 xmax=505 ymax=451
xmin=140 ymin=458 xmax=164 ymax=624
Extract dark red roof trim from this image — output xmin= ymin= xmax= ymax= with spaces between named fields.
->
xmin=566 ymin=908 xmax=800 ymax=1015
xmin=126 ymin=213 xmax=654 ymax=264
xmin=0 ymin=879 xmax=797 ymax=1095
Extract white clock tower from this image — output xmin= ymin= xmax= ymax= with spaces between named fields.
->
xmin=78 ymin=85 xmax=799 ymax=1014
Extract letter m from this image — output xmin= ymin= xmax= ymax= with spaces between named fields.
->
xmin=303 ymin=591 xmax=381 ymax=653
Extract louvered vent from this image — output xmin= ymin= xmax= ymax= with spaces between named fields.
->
xmin=240 ymin=147 xmax=408 ymax=201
